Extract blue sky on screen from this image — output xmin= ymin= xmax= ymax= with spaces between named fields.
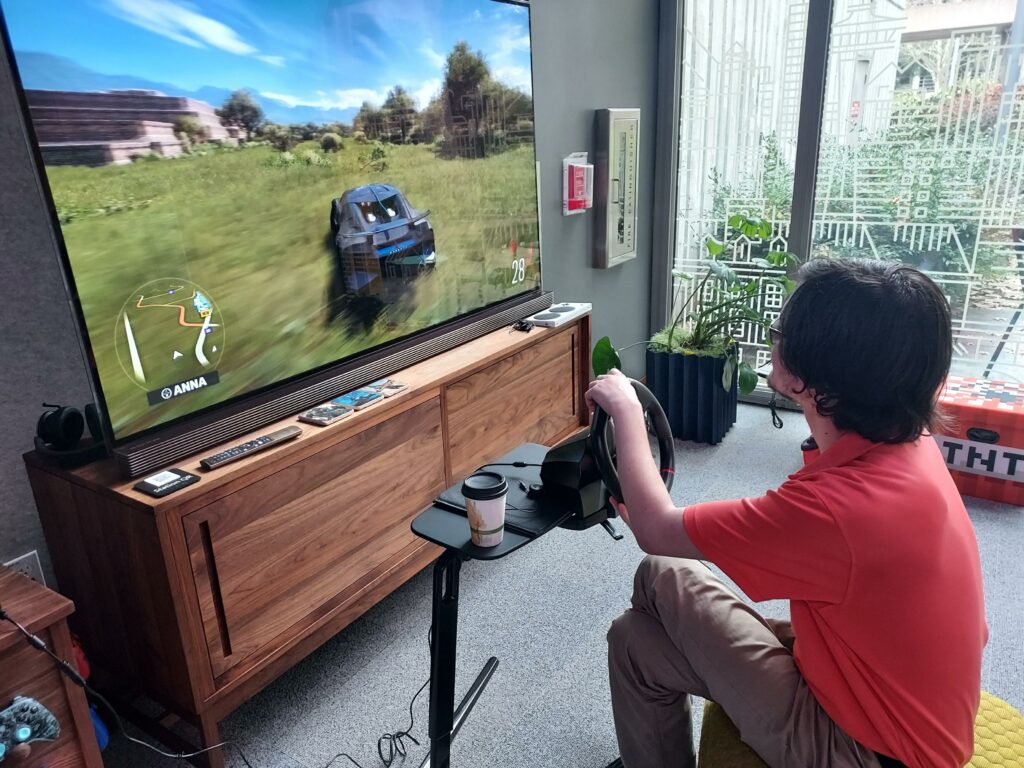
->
xmin=2 ymin=0 xmax=532 ymax=109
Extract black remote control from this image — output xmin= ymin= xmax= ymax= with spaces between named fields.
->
xmin=199 ymin=426 xmax=302 ymax=470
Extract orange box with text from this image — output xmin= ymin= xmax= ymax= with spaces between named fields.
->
xmin=934 ymin=376 xmax=1024 ymax=506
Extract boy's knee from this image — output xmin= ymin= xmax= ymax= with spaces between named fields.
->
xmin=607 ymin=609 xmax=634 ymax=652
xmin=635 ymin=555 xmax=712 ymax=601
xmin=607 ymin=608 xmax=650 ymax=666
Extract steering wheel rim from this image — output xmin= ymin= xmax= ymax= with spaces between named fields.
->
xmin=589 ymin=379 xmax=675 ymax=503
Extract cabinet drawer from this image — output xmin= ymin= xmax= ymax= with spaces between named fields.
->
xmin=184 ymin=398 xmax=445 ymax=678
xmin=447 ymin=328 xmax=580 ymax=479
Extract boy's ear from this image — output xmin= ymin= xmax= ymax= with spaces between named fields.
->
xmin=779 ymin=371 xmax=811 ymax=403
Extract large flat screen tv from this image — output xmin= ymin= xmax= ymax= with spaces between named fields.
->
xmin=2 ymin=0 xmax=544 ymax=474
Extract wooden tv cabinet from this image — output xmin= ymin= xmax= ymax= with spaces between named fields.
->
xmin=23 ymin=317 xmax=590 ymax=768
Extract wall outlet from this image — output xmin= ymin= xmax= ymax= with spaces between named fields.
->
xmin=4 ymin=551 xmax=46 ymax=587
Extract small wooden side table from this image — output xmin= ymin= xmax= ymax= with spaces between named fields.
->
xmin=0 ymin=567 xmax=103 ymax=768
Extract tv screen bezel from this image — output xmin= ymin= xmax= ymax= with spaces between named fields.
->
xmin=0 ymin=0 xmax=541 ymax=452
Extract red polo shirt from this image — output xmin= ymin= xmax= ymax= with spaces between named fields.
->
xmin=684 ymin=433 xmax=987 ymax=768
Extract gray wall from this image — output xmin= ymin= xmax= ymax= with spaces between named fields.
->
xmin=0 ymin=0 xmax=661 ymax=572
xmin=0 ymin=29 xmax=94 ymax=577
xmin=532 ymin=0 xmax=659 ymax=374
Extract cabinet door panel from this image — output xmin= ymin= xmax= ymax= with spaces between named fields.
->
xmin=447 ymin=328 xmax=580 ymax=479
xmin=184 ymin=399 xmax=444 ymax=677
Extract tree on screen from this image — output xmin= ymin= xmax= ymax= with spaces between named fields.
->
xmin=418 ymin=96 xmax=445 ymax=143
xmin=443 ymin=42 xmax=489 ymax=126
xmin=383 ymin=85 xmax=417 ymax=144
xmin=217 ymin=90 xmax=264 ymax=140
xmin=354 ymin=101 xmax=386 ymax=141
xmin=259 ymin=122 xmax=295 ymax=152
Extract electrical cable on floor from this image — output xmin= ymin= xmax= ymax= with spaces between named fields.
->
xmin=1 ymin=606 xmax=436 ymax=768
xmin=319 ymin=676 xmax=430 ymax=768
xmin=318 ymin=628 xmax=433 ymax=768
xmin=0 ymin=608 xmax=254 ymax=767
xmin=769 ymin=391 xmax=784 ymax=429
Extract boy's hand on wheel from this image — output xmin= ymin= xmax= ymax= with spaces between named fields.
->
xmin=585 ymin=368 xmax=643 ymax=420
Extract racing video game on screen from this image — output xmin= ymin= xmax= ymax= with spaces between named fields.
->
xmin=3 ymin=0 xmax=541 ymax=441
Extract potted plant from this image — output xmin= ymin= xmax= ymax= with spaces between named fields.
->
xmin=593 ymin=214 xmax=798 ymax=444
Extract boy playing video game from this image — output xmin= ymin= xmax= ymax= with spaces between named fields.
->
xmin=586 ymin=259 xmax=986 ymax=768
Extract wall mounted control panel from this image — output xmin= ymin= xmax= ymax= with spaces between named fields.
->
xmin=594 ymin=108 xmax=641 ymax=269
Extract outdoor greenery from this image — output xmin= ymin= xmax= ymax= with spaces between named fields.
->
xmin=712 ymin=119 xmax=1004 ymax=283
xmin=593 ymin=214 xmax=797 ymax=395
xmin=173 ymin=115 xmax=207 ymax=145
xmin=319 ymin=132 xmax=344 ymax=152
xmin=209 ymin=41 xmax=532 ymax=160
xmin=215 ymin=90 xmax=263 ymax=139
xmin=258 ymin=122 xmax=298 ymax=152
xmin=344 ymin=42 xmax=532 ymax=155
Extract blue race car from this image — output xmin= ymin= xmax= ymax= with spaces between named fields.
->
xmin=328 ymin=184 xmax=437 ymax=299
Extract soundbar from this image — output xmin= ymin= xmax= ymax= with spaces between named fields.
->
xmin=113 ymin=292 xmax=553 ymax=477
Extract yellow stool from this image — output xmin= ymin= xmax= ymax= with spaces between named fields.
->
xmin=970 ymin=692 xmax=1024 ymax=768
xmin=698 ymin=692 xmax=1024 ymax=768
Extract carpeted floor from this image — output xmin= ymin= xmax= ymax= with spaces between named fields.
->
xmin=102 ymin=404 xmax=1022 ymax=768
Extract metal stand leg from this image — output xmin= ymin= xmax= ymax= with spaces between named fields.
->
xmin=421 ymin=550 xmax=498 ymax=768
xmin=601 ymin=519 xmax=624 ymax=540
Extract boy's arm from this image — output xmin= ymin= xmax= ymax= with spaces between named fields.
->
xmin=611 ymin=400 xmax=706 ymax=560
xmin=586 ymin=369 xmax=706 ymax=559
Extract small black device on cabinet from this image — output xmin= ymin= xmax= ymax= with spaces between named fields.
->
xmin=133 ymin=468 xmax=201 ymax=498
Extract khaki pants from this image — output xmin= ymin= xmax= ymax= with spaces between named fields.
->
xmin=608 ymin=556 xmax=884 ymax=768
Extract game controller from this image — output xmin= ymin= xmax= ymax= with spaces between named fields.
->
xmin=0 ymin=697 xmax=59 ymax=761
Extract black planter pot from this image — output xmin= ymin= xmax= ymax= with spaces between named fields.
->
xmin=646 ymin=350 xmax=738 ymax=444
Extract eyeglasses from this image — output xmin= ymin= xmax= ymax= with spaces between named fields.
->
xmin=768 ymin=323 xmax=784 ymax=344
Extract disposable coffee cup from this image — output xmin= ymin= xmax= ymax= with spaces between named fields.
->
xmin=461 ymin=471 xmax=509 ymax=547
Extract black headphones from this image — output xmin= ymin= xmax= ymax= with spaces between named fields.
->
xmin=35 ymin=402 xmax=107 ymax=466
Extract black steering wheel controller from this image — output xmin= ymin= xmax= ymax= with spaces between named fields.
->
xmin=540 ymin=378 xmax=675 ymax=532
xmin=589 ymin=379 xmax=675 ymax=504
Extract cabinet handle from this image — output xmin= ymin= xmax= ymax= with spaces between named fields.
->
xmin=200 ymin=521 xmax=233 ymax=658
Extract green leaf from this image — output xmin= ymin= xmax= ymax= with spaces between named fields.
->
xmin=722 ymin=356 xmax=736 ymax=392
xmin=741 ymin=220 xmax=759 ymax=238
xmin=782 ymin=276 xmax=798 ymax=294
xmin=758 ymin=220 xmax=772 ymax=239
xmin=728 ymin=213 xmax=745 ymax=229
xmin=592 ymin=336 xmax=622 ymax=376
xmin=706 ymin=236 xmax=726 ymax=257
xmin=742 ymin=280 xmax=759 ymax=294
xmin=708 ymin=260 xmax=737 ymax=284
xmin=752 ymin=257 xmax=772 ymax=269
xmin=766 ymin=250 xmax=790 ymax=267
xmin=738 ymin=362 xmax=759 ymax=394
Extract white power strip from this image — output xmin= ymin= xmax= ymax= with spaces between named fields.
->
xmin=525 ymin=302 xmax=592 ymax=328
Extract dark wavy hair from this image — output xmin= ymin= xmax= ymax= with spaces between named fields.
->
xmin=777 ymin=258 xmax=952 ymax=443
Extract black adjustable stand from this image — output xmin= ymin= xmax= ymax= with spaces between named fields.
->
xmin=411 ymin=505 xmax=539 ymax=768
xmin=420 ymin=550 xmax=499 ymax=768
xmin=411 ymin=442 xmax=618 ymax=767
